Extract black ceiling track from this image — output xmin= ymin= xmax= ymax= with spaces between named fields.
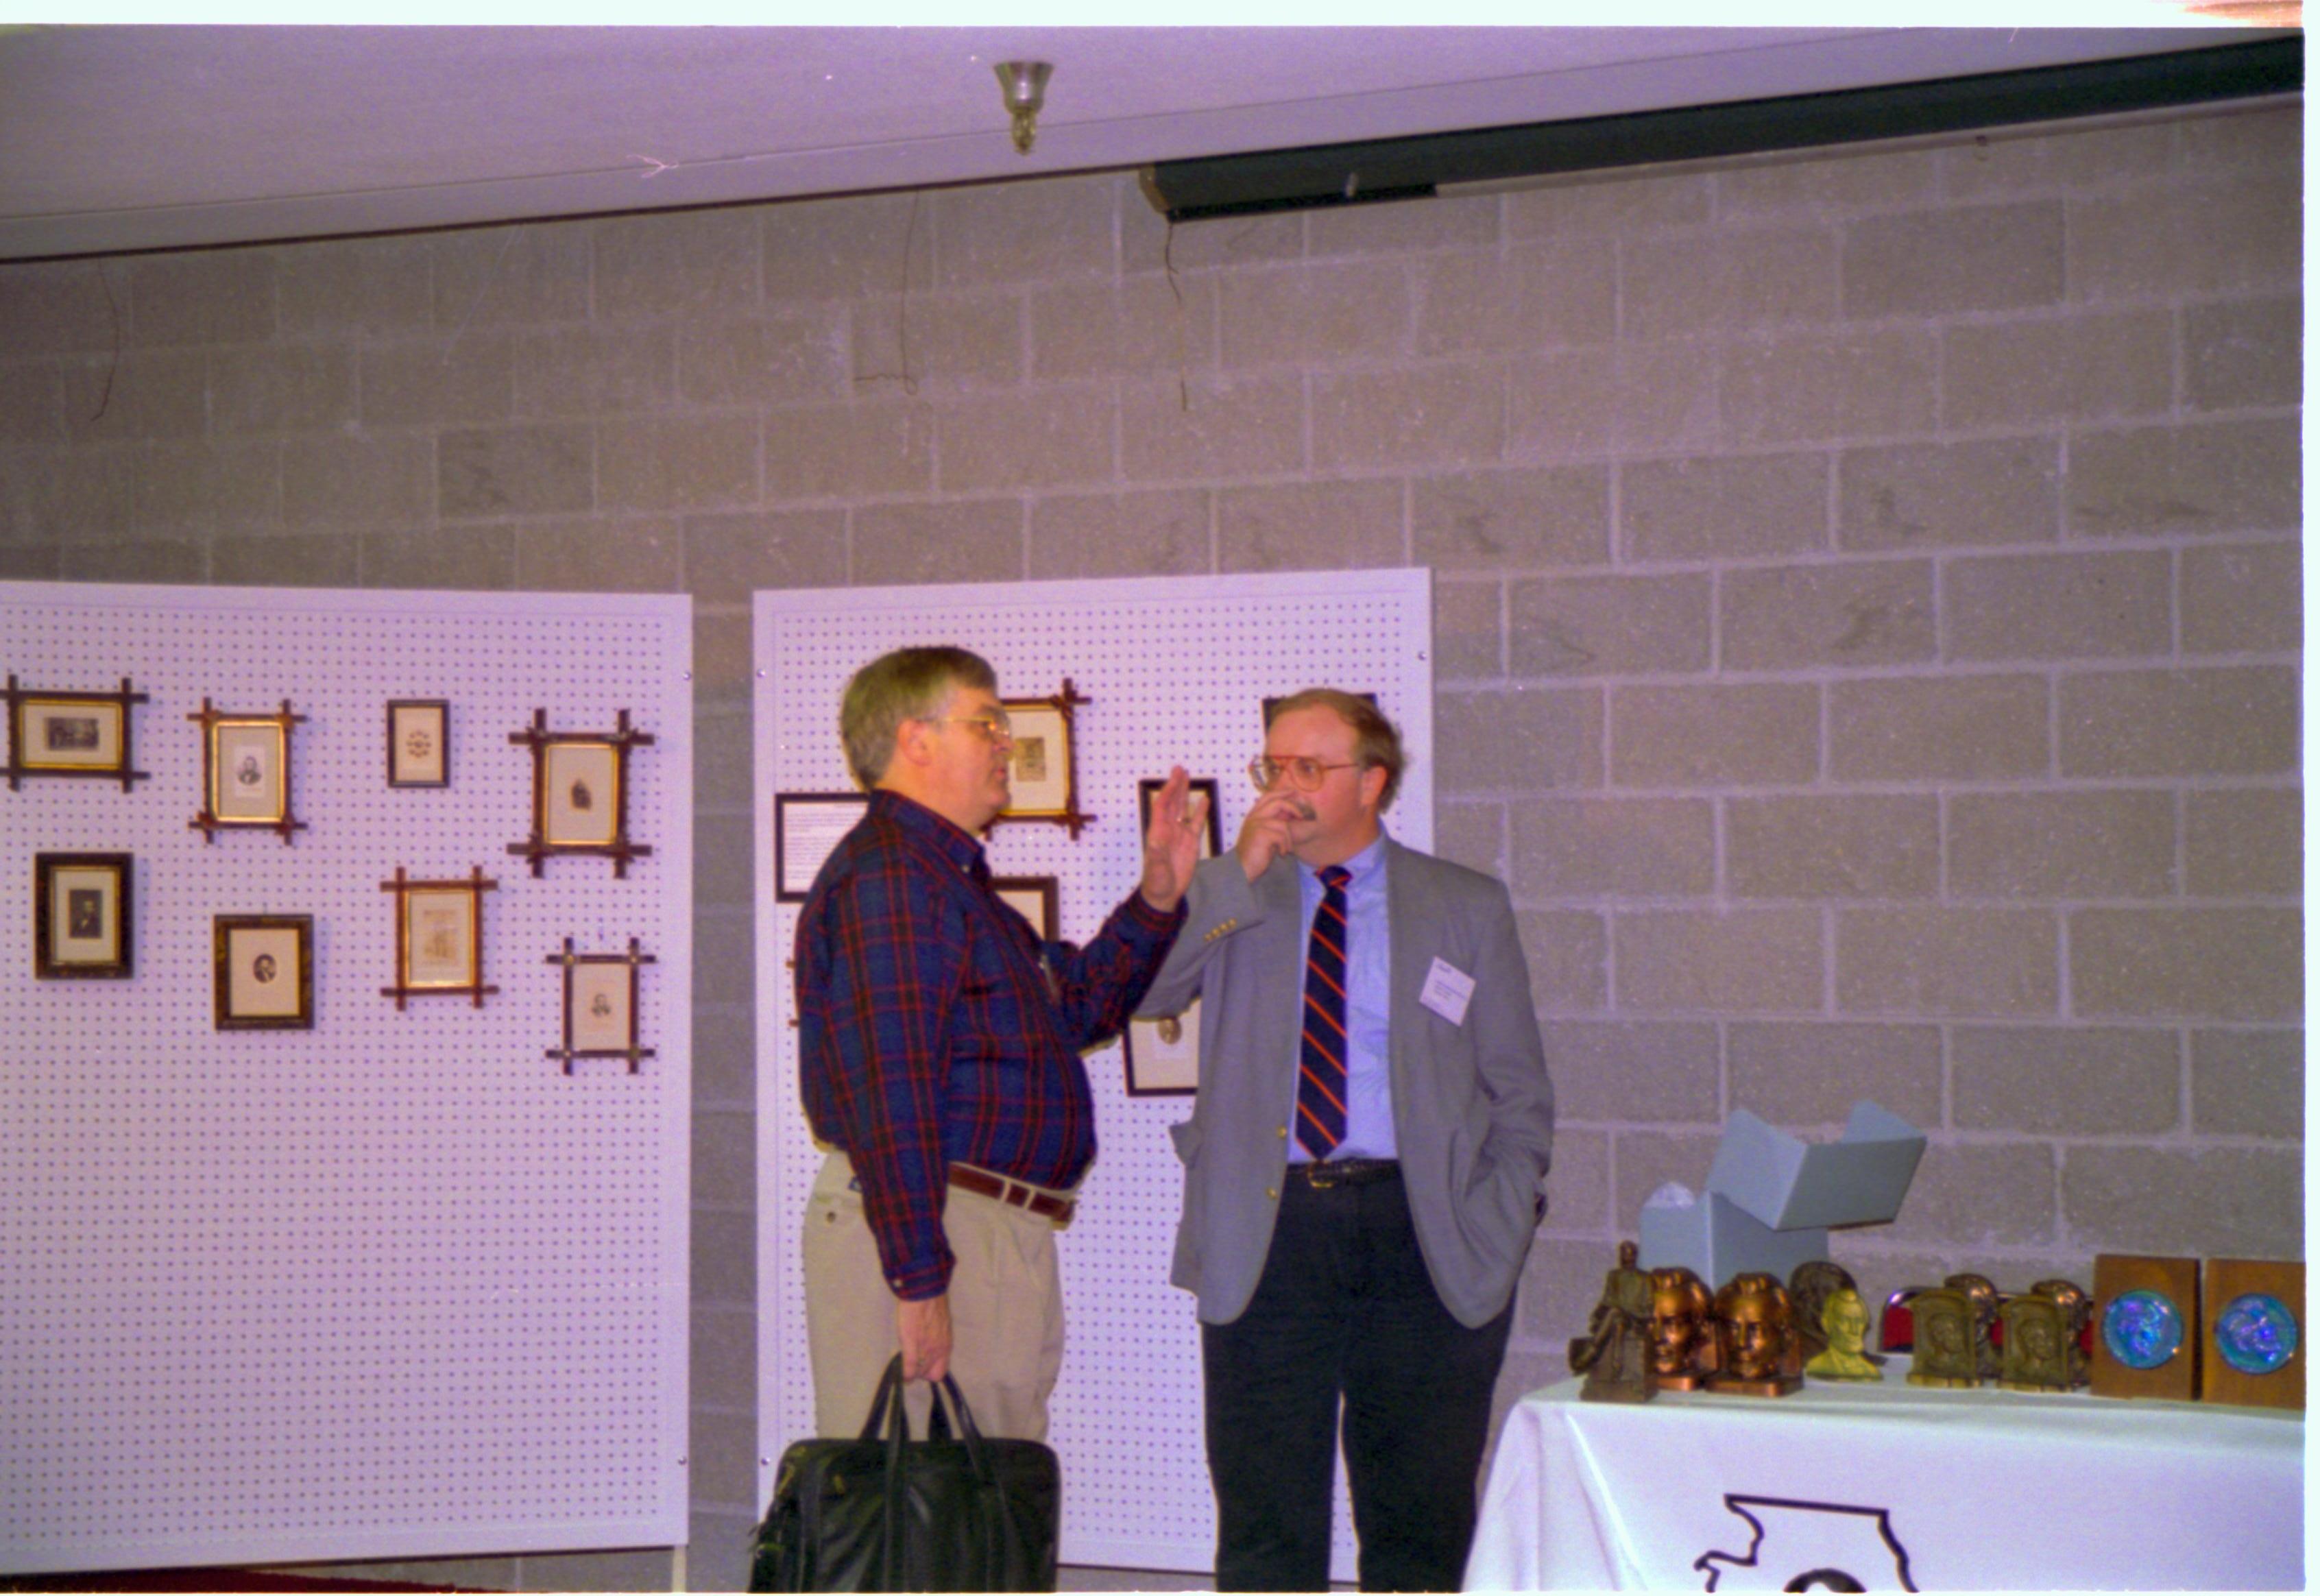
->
xmin=1141 ymin=36 xmax=2303 ymax=223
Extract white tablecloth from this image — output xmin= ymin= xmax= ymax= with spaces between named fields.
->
xmin=1467 ymin=1368 xmax=2302 ymax=1591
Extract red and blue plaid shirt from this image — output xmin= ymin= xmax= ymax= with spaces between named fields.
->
xmin=796 ymin=790 xmax=1184 ymax=1300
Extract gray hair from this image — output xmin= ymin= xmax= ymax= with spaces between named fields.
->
xmin=838 ymin=645 xmax=999 ymax=788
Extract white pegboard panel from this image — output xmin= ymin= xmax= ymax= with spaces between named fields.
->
xmin=753 ymin=569 xmax=1431 ymax=1579
xmin=0 ymin=581 xmax=692 ymax=1576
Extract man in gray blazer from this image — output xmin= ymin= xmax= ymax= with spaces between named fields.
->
xmin=1138 ymin=688 xmax=1555 ymax=1593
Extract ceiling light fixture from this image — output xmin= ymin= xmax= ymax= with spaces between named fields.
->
xmin=994 ymin=61 xmax=1053 ymax=156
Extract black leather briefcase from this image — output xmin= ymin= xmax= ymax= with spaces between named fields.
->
xmin=749 ymin=1355 xmax=1060 ymax=1593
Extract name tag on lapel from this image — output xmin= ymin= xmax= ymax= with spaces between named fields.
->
xmin=1420 ymin=957 xmax=1475 ymax=1026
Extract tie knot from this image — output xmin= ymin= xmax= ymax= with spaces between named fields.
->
xmin=1319 ymin=864 xmax=1351 ymax=892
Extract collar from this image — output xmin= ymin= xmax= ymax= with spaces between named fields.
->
xmin=1299 ymin=829 xmax=1388 ymax=889
xmin=871 ymin=788 xmax=989 ymax=882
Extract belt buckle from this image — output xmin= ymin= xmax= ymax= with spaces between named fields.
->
xmin=1305 ymin=1164 xmax=1340 ymax=1190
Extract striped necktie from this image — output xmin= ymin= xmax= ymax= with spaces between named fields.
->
xmin=1296 ymin=864 xmax=1353 ymax=1161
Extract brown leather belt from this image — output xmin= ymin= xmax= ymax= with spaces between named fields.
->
xmin=1289 ymin=1157 xmax=1401 ymax=1190
xmin=948 ymin=1163 xmax=1076 ymax=1228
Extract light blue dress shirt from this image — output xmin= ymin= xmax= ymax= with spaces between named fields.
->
xmin=1286 ymin=832 xmax=1395 ymax=1163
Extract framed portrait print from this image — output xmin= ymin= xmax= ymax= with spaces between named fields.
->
xmin=1140 ymin=776 xmax=1222 ymax=858
xmin=546 ymin=937 xmax=658 ymax=1074
xmin=33 ymin=852 xmax=132 ymax=979
xmin=190 ymin=698 xmax=308 ymax=843
xmin=991 ymin=875 xmax=1058 ymax=942
xmin=387 ymin=699 xmax=450 ymax=788
xmin=380 ymin=865 xmax=500 ymax=1008
xmin=1125 ymin=999 xmax=1202 ymax=1096
xmin=993 ymin=679 xmax=1091 ymax=839
xmin=4 ymin=675 xmax=149 ymax=790
xmin=508 ymin=708 xmax=655 ymax=876
xmin=213 ymin=915 xmax=313 ymax=1030
xmin=775 ymin=792 xmax=870 ymax=902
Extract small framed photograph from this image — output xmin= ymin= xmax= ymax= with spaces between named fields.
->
xmin=4 ymin=675 xmax=149 ymax=790
xmin=1125 ymin=999 xmax=1203 ymax=1096
xmin=33 ymin=852 xmax=132 ymax=979
xmin=405 ymin=886 xmax=479 ymax=988
xmin=380 ymin=866 xmax=499 ymax=1008
xmin=546 ymin=937 xmax=657 ymax=1074
xmin=213 ymin=721 xmax=286 ymax=821
xmin=191 ymin=698 xmax=306 ymax=843
xmin=775 ymin=792 xmax=870 ymax=902
xmin=1141 ymin=777 xmax=1222 ymax=859
xmin=25 ymin=699 xmax=121 ymax=770
xmin=213 ymin=915 xmax=313 ymax=1030
xmin=387 ymin=699 xmax=450 ymax=788
xmin=508 ymin=709 xmax=654 ymax=877
xmin=991 ymin=875 xmax=1058 ymax=942
xmin=1002 ymin=701 xmax=1072 ymax=817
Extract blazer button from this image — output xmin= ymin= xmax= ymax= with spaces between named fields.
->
xmin=1276 ymin=1125 xmax=1288 ymax=1138
xmin=1266 ymin=1187 xmax=1279 ymax=1200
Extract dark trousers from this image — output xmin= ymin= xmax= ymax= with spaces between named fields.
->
xmin=1203 ymin=1167 xmax=1514 ymax=1593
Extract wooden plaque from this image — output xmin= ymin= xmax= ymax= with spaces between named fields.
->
xmin=2090 ymin=1254 xmax=2200 ymax=1402
xmin=2201 ymin=1257 xmax=2304 ymax=1411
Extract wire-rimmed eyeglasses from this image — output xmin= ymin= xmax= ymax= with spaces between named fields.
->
xmin=1247 ymin=755 xmax=1362 ymax=792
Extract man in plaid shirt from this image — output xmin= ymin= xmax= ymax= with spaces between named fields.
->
xmin=797 ymin=645 xmax=1205 ymax=1441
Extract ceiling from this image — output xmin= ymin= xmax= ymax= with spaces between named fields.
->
xmin=0 ymin=21 xmax=2285 ymax=261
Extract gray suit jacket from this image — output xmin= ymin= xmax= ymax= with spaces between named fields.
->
xmin=1137 ymin=837 xmax=1555 ymax=1329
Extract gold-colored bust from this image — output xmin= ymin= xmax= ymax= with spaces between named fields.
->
xmin=1788 ymin=1260 xmax=1857 ymax=1370
xmin=1708 ymin=1272 xmax=1802 ymax=1397
xmin=1907 ymin=1287 xmax=1981 ymax=1388
xmin=1649 ymin=1266 xmax=1716 ymax=1391
xmin=1803 ymin=1287 xmax=1881 ymax=1381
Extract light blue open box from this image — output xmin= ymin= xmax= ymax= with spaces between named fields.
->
xmin=1639 ymin=1101 xmax=1926 ymax=1287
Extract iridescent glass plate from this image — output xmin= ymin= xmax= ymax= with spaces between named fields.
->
xmin=2214 ymin=1292 xmax=2299 ymax=1376
xmin=2101 ymin=1289 xmax=2185 ymax=1371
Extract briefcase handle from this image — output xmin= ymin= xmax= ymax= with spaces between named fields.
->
xmin=857 ymin=1354 xmax=995 ymax=1463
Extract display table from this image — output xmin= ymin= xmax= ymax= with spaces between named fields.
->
xmin=1467 ymin=1368 xmax=2301 ymax=1590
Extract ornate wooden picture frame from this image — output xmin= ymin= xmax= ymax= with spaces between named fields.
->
xmin=546 ymin=936 xmax=657 ymax=1075
xmin=190 ymin=698 xmax=308 ymax=844
xmin=5 ymin=675 xmax=149 ymax=792
xmin=507 ymin=708 xmax=655 ymax=876
xmin=380 ymin=865 xmax=499 ymax=1009
xmin=992 ymin=679 xmax=1091 ymax=839
xmin=213 ymin=914 xmax=315 ymax=1030
xmin=387 ymin=699 xmax=450 ymax=788
xmin=33 ymin=851 xmax=134 ymax=979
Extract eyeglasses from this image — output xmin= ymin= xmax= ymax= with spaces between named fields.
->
xmin=925 ymin=713 xmax=1014 ymax=747
xmin=1248 ymin=755 xmax=1363 ymax=792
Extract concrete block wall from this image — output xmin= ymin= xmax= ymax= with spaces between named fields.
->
xmin=0 ymin=99 xmax=2299 ymax=1590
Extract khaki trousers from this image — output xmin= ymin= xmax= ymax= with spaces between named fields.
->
xmin=801 ymin=1151 xmax=1067 ymax=1443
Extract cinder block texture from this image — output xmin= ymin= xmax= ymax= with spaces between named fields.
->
xmin=2060 ymin=1146 xmax=2302 ymax=1257
xmin=1942 ymin=550 xmax=2170 ymax=662
xmin=1509 ymin=572 xmax=1709 ymax=677
xmin=1614 ymin=909 xmax=1823 ymax=1013
xmin=1538 ymin=1020 xmax=1718 ymax=1124
xmin=1946 ymin=790 xmax=2176 ymax=900
xmin=1721 ymin=559 xmax=1935 ymax=669
xmin=1838 ymin=437 xmax=2059 ymax=552
xmin=1837 ymin=908 xmax=2058 ymax=1017
xmin=1512 ymin=797 xmax=1714 ymax=898
xmin=2058 ymin=666 xmax=2298 ymax=777
xmin=1727 ymin=795 xmax=1939 ymax=899
xmin=2190 ymin=1029 xmax=2304 ymax=1137
xmin=2185 ymin=788 xmax=2300 ymax=898
xmin=2182 ymin=539 xmax=2301 ymax=655
xmin=2070 ymin=908 xmax=2302 ymax=1021
xmin=2068 ymin=418 xmax=2301 ymax=537
xmin=1611 ymin=684 xmax=1818 ymax=787
xmin=1950 ymin=1026 xmax=2182 ymax=1135
xmin=1726 ymin=1021 xmax=1943 ymax=1128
